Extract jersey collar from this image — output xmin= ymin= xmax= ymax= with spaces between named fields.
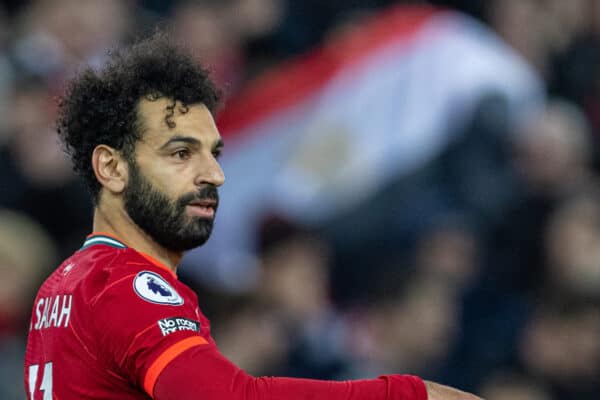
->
xmin=81 ymin=232 xmax=128 ymax=250
xmin=81 ymin=232 xmax=178 ymax=278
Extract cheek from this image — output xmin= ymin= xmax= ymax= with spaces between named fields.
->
xmin=141 ymin=164 xmax=185 ymax=197
xmin=135 ymin=152 xmax=198 ymax=202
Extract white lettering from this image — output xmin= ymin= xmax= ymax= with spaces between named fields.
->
xmin=39 ymin=297 xmax=50 ymax=329
xmin=28 ymin=362 xmax=52 ymax=399
xmin=58 ymin=295 xmax=72 ymax=328
xmin=160 ymin=319 xmax=175 ymax=328
xmin=40 ymin=362 xmax=53 ymax=399
xmin=34 ymin=298 xmax=44 ymax=330
xmin=158 ymin=317 xmax=200 ymax=336
xmin=34 ymin=295 xmax=73 ymax=330
xmin=48 ymin=297 xmax=60 ymax=328
xmin=28 ymin=364 xmax=39 ymax=399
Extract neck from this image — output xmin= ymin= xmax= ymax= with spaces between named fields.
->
xmin=93 ymin=202 xmax=182 ymax=274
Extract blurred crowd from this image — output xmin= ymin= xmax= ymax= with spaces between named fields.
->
xmin=1 ymin=0 xmax=600 ymax=399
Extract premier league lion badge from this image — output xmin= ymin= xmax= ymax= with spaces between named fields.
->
xmin=133 ymin=271 xmax=184 ymax=306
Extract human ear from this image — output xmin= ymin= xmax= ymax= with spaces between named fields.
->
xmin=91 ymin=145 xmax=129 ymax=194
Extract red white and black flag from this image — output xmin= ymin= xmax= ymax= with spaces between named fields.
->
xmin=183 ymin=4 xmax=543 ymax=289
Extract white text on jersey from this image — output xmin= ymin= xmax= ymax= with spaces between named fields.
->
xmin=33 ymin=295 xmax=73 ymax=330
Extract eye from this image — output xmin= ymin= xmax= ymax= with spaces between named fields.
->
xmin=172 ymin=149 xmax=190 ymax=160
xmin=212 ymin=149 xmax=222 ymax=159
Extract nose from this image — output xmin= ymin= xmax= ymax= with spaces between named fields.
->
xmin=194 ymin=154 xmax=225 ymax=187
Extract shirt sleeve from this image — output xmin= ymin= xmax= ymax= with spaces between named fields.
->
xmin=91 ymin=269 xmax=212 ymax=393
xmin=153 ymin=344 xmax=428 ymax=400
xmin=90 ymin=267 xmax=427 ymax=400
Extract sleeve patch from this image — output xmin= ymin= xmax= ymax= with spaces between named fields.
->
xmin=133 ymin=271 xmax=184 ymax=306
xmin=158 ymin=317 xmax=201 ymax=336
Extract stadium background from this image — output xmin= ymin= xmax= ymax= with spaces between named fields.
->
xmin=0 ymin=0 xmax=599 ymax=399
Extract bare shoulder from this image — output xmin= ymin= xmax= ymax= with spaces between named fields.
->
xmin=424 ymin=381 xmax=483 ymax=400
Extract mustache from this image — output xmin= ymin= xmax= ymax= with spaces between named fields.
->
xmin=178 ymin=185 xmax=219 ymax=209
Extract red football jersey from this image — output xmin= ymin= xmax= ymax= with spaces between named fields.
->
xmin=25 ymin=232 xmax=427 ymax=400
xmin=25 ymin=233 xmax=213 ymax=399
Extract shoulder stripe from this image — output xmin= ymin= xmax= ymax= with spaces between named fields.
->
xmin=143 ymin=336 xmax=209 ymax=397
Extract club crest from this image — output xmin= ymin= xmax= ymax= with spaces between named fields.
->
xmin=133 ymin=271 xmax=183 ymax=305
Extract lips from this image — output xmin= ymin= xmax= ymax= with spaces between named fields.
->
xmin=186 ymin=199 xmax=217 ymax=218
xmin=188 ymin=199 xmax=217 ymax=208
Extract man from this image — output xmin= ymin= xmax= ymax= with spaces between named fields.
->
xmin=24 ymin=33 xmax=481 ymax=399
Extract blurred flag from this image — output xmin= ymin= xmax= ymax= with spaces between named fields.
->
xmin=183 ymin=4 xmax=543 ymax=289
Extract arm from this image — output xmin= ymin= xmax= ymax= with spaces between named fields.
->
xmin=424 ymin=381 xmax=483 ymax=400
xmin=153 ymin=344 xmax=427 ymax=400
xmin=92 ymin=269 xmax=480 ymax=400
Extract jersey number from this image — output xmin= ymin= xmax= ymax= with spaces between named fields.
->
xmin=28 ymin=362 xmax=53 ymax=400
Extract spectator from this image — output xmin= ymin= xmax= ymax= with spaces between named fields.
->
xmin=519 ymin=297 xmax=600 ymax=399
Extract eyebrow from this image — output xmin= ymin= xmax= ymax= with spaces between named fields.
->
xmin=159 ymin=135 xmax=224 ymax=151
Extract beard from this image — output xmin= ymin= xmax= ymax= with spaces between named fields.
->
xmin=123 ymin=162 xmax=218 ymax=252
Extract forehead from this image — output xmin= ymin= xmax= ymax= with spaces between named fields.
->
xmin=136 ymin=97 xmax=220 ymax=145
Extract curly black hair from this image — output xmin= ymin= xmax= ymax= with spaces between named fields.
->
xmin=57 ymin=32 xmax=221 ymax=205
